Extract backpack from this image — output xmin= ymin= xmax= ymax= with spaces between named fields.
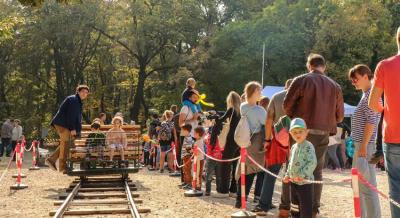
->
xmin=149 ymin=119 xmax=160 ymax=138
xmin=218 ymin=109 xmax=234 ymax=150
xmin=159 ymin=121 xmax=173 ymax=141
xmin=234 ymin=113 xmax=251 ymax=148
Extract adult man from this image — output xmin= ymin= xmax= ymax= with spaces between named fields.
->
xmin=9 ymin=119 xmax=23 ymax=159
xmin=1 ymin=119 xmax=13 ymax=158
xmin=178 ymin=91 xmax=199 ymax=186
xmin=253 ymin=79 xmax=293 ymax=216
xmin=368 ymin=27 xmax=400 ymax=217
xmin=46 ymin=85 xmax=89 ymax=173
xmin=284 ymin=54 xmax=344 ymax=217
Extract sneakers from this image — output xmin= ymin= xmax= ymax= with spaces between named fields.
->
xmin=159 ymin=169 xmax=164 ymax=173
xmin=183 ymin=184 xmax=192 ymax=190
xmin=45 ymin=159 xmax=57 ymax=171
xmin=369 ymin=151 xmax=383 ymax=164
xmin=178 ymin=183 xmax=187 ymax=188
xmin=205 ymin=192 xmax=210 ymax=196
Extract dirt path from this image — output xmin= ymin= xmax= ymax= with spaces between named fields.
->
xmin=0 ymin=153 xmax=392 ymax=218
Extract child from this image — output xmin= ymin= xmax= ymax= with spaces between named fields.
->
xmin=106 ymin=116 xmax=127 ymax=162
xmin=205 ymin=129 xmax=222 ymax=196
xmin=84 ymin=121 xmax=106 ymax=168
xmin=181 ymin=124 xmax=194 ymax=189
xmin=181 ymin=78 xmax=202 ymax=113
xmin=86 ymin=121 xmax=106 ymax=149
xmin=193 ymin=126 xmax=206 ymax=191
xmin=143 ymin=141 xmax=151 ymax=167
xmin=283 ymin=118 xmax=317 ymax=218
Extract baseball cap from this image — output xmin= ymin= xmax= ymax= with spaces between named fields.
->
xmin=289 ymin=118 xmax=307 ymax=131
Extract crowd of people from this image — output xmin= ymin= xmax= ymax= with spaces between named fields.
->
xmin=141 ymin=28 xmax=400 ymax=218
xmin=37 ymin=27 xmax=400 ymax=218
xmin=0 ymin=119 xmax=23 ymax=161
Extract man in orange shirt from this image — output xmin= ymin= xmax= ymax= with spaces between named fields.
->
xmin=369 ymin=27 xmax=400 ymax=217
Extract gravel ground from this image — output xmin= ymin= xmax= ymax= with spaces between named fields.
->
xmin=0 ymin=152 xmax=392 ymax=218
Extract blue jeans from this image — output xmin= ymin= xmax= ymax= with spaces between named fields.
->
xmin=254 ymin=171 xmax=265 ymax=198
xmin=383 ymin=143 xmax=400 ymax=218
xmin=259 ymin=164 xmax=282 ymax=211
xmin=183 ymin=100 xmax=201 ymax=113
xmin=352 ymin=142 xmax=381 ymax=218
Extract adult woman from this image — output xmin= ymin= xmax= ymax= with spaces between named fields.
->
xmin=235 ymin=81 xmax=267 ymax=208
xmin=216 ymin=91 xmax=241 ymax=197
xmin=349 ymin=64 xmax=381 ymax=218
xmin=158 ymin=110 xmax=177 ymax=173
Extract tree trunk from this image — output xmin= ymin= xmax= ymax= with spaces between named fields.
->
xmin=130 ymin=68 xmax=146 ymax=123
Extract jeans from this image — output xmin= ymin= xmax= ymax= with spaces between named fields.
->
xmin=353 ymin=142 xmax=381 ymax=218
xmin=254 ymin=172 xmax=265 ymax=199
xmin=259 ymin=164 xmax=282 ymax=211
xmin=291 ymin=183 xmax=313 ymax=218
xmin=206 ymin=159 xmax=220 ymax=193
xmin=383 ymin=143 xmax=400 ymax=218
xmin=236 ymin=173 xmax=257 ymax=206
xmin=144 ymin=151 xmax=150 ymax=165
xmin=280 ymin=165 xmax=291 ymax=210
xmin=0 ymin=138 xmax=11 ymax=157
xmin=327 ymin=144 xmax=341 ymax=169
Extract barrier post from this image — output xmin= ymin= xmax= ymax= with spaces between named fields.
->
xmin=12 ymin=139 xmax=26 ymax=179
xmin=231 ymin=147 xmax=256 ymax=218
xmin=169 ymin=142 xmax=180 ymax=177
xmin=10 ymin=143 xmax=28 ymax=190
xmin=29 ymin=140 xmax=40 ymax=170
xmin=351 ymin=168 xmax=361 ymax=218
xmin=184 ymin=143 xmax=203 ymax=197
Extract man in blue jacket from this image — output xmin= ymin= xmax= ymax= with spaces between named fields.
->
xmin=46 ymin=85 xmax=89 ymax=173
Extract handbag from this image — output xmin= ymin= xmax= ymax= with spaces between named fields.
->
xmin=273 ymin=116 xmax=291 ymax=148
xmin=218 ymin=109 xmax=234 ymax=150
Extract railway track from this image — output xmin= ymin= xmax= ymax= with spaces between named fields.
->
xmin=50 ymin=176 xmax=150 ymax=217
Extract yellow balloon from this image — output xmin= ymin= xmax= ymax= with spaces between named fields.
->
xmin=197 ymin=93 xmax=214 ymax=107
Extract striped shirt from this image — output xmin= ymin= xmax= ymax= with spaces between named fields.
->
xmin=351 ymin=89 xmax=381 ymax=144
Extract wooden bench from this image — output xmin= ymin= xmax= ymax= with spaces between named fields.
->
xmin=69 ymin=125 xmax=142 ymax=163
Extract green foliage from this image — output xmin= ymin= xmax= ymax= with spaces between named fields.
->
xmin=0 ymin=0 xmax=398 ymax=139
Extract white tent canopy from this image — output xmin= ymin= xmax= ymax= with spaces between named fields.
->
xmin=262 ymin=86 xmax=356 ymax=117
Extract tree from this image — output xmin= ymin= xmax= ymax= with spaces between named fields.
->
xmin=93 ymin=0 xmax=204 ymax=123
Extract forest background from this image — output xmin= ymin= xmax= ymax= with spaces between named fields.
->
xmin=1 ymin=0 xmax=399 ymax=138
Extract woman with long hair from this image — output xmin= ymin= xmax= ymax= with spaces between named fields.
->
xmin=215 ymin=91 xmax=242 ymax=197
xmin=235 ymin=81 xmax=267 ymax=208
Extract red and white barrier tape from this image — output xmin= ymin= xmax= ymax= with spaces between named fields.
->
xmin=197 ymin=148 xmax=240 ymax=163
xmin=23 ymin=141 xmax=34 ymax=152
xmin=174 ymin=154 xmax=194 ymax=168
xmin=357 ymin=171 xmax=400 ymax=209
xmin=246 ymin=154 xmax=351 ymax=184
